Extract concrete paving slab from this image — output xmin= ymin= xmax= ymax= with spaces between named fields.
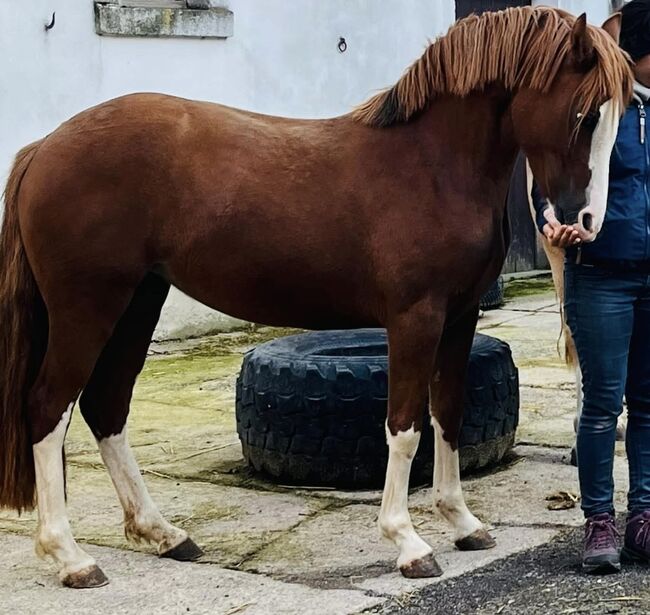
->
xmin=237 ymin=442 xmax=622 ymax=590
xmin=489 ymin=309 xmax=564 ymax=335
xmin=237 ymin=499 xmax=558 ymax=599
xmin=411 ymin=445 xmax=629 ymax=528
xmin=0 ymin=533 xmax=382 ymax=615
xmin=518 ymin=388 xmax=577 ymax=448
xmin=503 ymin=294 xmax=559 ymax=312
xmin=0 ymin=465 xmax=331 ymax=567
xmin=240 ymin=503 xmax=400 ymax=581
xmin=477 ymin=309 xmax=533 ymax=329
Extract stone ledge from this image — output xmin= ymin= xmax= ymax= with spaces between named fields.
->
xmin=94 ymin=2 xmax=233 ymax=39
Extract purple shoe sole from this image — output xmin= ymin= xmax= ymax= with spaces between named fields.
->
xmin=622 ymin=545 xmax=650 ymax=563
xmin=582 ymin=555 xmax=621 ymax=574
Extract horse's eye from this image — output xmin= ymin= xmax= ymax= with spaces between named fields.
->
xmin=578 ymin=110 xmax=600 ymax=132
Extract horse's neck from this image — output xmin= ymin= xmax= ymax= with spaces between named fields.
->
xmin=413 ymin=89 xmax=519 ymax=211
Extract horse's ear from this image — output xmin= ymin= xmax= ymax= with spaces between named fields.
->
xmin=601 ymin=12 xmax=622 ymax=45
xmin=571 ymin=13 xmax=596 ymax=70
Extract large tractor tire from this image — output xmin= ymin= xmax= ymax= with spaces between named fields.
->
xmin=236 ymin=329 xmax=518 ymax=488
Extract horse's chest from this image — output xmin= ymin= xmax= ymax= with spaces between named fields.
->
xmin=445 ymin=216 xmax=507 ymax=293
xmin=460 ymin=217 xmax=506 ymax=264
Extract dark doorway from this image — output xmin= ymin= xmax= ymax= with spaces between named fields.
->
xmin=456 ymin=0 xmax=531 ymax=20
xmin=455 ymin=0 xmax=538 ymax=273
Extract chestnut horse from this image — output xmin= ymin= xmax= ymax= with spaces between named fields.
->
xmin=0 ymin=7 xmax=632 ymax=587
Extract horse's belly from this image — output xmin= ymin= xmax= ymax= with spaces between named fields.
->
xmin=163 ymin=263 xmax=379 ymax=330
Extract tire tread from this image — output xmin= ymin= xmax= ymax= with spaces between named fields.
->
xmin=235 ymin=331 xmax=518 ymax=488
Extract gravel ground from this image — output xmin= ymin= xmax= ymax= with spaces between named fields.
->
xmin=375 ymin=524 xmax=650 ymax=615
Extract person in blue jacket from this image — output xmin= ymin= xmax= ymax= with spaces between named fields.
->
xmin=532 ymin=0 xmax=650 ymax=574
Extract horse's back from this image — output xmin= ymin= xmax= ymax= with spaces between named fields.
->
xmin=14 ymin=93 xmax=381 ymax=326
xmin=16 ymin=93 xmax=332 ymax=254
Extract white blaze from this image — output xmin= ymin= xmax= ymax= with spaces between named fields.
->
xmin=581 ymin=99 xmax=619 ymax=239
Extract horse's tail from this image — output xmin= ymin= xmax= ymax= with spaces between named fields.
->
xmin=0 ymin=139 xmax=47 ymax=512
xmin=563 ymin=321 xmax=578 ymax=368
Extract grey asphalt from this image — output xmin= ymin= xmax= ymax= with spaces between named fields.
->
xmin=374 ymin=524 xmax=650 ymax=615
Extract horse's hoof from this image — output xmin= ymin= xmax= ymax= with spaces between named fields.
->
xmin=160 ymin=537 xmax=203 ymax=562
xmin=455 ymin=528 xmax=496 ymax=551
xmin=62 ymin=565 xmax=109 ymax=589
xmin=399 ymin=552 xmax=443 ymax=578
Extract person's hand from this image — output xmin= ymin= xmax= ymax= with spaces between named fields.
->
xmin=542 ymin=207 xmax=581 ymax=248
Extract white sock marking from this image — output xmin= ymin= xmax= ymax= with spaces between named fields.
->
xmin=33 ymin=404 xmax=96 ymax=579
xmin=378 ymin=423 xmax=432 ymax=568
xmin=98 ymin=428 xmax=187 ymax=553
xmin=431 ymin=417 xmax=483 ymax=541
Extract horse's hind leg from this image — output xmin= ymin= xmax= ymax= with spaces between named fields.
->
xmin=79 ymin=274 xmax=202 ymax=561
xmin=30 ymin=284 xmax=137 ymax=588
xmin=430 ymin=306 xmax=496 ymax=551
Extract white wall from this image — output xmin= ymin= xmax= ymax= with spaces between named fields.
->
xmin=0 ymin=0 xmax=610 ymax=339
xmin=0 ymin=0 xmax=457 ymax=175
xmin=534 ymin=0 xmax=611 ymax=25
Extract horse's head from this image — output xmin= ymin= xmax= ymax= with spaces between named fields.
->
xmin=353 ymin=7 xmax=633 ymax=242
xmin=512 ymin=13 xmax=633 ymax=242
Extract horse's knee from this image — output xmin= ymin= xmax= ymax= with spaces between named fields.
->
xmin=385 ymin=422 xmax=420 ymax=457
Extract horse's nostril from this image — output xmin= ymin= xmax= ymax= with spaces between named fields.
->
xmin=582 ymin=213 xmax=593 ymax=232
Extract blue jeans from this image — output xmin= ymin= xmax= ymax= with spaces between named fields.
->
xmin=564 ymin=262 xmax=650 ymax=517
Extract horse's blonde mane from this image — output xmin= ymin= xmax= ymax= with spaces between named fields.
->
xmin=353 ymin=7 xmax=633 ymax=127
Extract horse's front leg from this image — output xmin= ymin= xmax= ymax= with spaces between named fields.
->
xmin=379 ymin=306 xmax=444 ymax=578
xmin=430 ymin=305 xmax=495 ymax=550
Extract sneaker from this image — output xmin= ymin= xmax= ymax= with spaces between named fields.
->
xmin=622 ymin=510 xmax=650 ymax=563
xmin=583 ymin=513 xmax=621 ymax=574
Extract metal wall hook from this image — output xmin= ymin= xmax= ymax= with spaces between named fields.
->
xmin=338 ymin=37 xmax=347 ymax=53
xmin=45 ymin=12 xmax=56 ymax=31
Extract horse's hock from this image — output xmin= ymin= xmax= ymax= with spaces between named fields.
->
xmin=236 ymin=330 xmax=519 ymax=488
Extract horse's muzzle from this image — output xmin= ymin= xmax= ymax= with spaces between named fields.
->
xmin=557 ymin=195 xmax=599 ymax=243
xmin=573 ymin=207 xmax=600 ymax=243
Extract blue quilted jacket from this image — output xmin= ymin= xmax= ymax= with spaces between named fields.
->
xmin=532 ymin=92 xmax=650 ymax=262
